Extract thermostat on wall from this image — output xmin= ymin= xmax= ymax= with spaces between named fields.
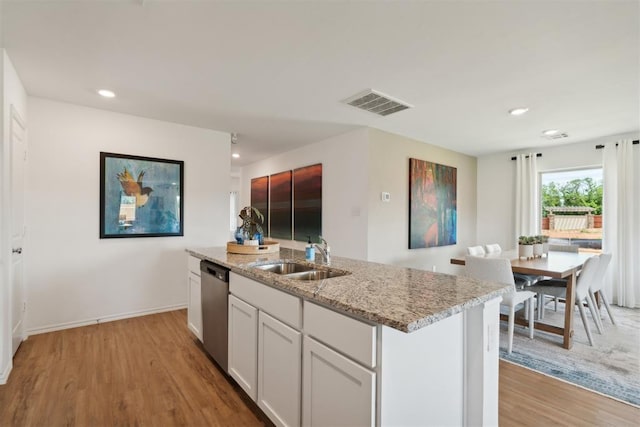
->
xmin=381 ymin=192 xmax=391 ymax=202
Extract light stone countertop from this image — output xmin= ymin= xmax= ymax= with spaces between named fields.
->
xmin=187 ymin=247 xmax=510 ymax=333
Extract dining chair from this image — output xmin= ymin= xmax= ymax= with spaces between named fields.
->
xmin=527 ymin=255 xmax=601 ymax=346
xmin=467 ymin=246 xmax=486 ymax=256
xmin=536 ymin=243 xmax=581 ymax=315
xmin=483 ymin=243 xmax=532 ymax=289
xmin=588 ymin=253 xmax=615 ymax=330
xmin=465 ymin=256 xmax=536 ymax=354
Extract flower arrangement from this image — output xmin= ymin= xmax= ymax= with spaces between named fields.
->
xmin=238 ymin=206 xmax=264 ymax=243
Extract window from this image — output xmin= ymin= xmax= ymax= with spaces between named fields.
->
xmin=230 ymin=191 xmax=239 ymax=232
xmin=540 ymin=168 xmax=602 ymax=253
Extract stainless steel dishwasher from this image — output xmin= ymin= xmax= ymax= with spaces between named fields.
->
xmin=200 ymin=260 xmax=230 ymax=373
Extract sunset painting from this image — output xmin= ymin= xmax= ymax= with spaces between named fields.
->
xmin=269 ymin=170 xmax=292 ymax=239
xmin=250 ymin=176 xmax=269 ymax=235
xmin=293 ymin=164 xmax=322 ymax=242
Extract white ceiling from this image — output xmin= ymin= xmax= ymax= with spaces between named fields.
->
xmin=2 ymin=0 xmax=638 ymax=166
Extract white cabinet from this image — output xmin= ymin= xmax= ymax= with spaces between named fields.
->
xmin=228 ymin=294 xmax=259 ymax=401
xmin=187 ymin=256 xmax=202 ymax=341
xmin=258 ymin=311 xmax=302 ymax=427
xmin=302 ymin=336 xmax=375 ymax=427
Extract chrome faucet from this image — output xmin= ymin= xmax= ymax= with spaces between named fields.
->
xmin=313 ymin=236 xmax=331 ymax=265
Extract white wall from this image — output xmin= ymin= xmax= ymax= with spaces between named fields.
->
xmin=476 ymin=132 xmax=640 ymax=251
xmin=0 ymin=50 xmax=28 ymax=383
xmin=24 ymin=98 xmax=230 ymax=333
xmin=240 ymin=128 xmax=370 ymax=260
xmin=367 ymin=129 xmax=477 ymax=274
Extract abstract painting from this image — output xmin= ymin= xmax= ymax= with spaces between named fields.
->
xmin=100 ymin=152 xmax=183 ymax=238
xmin=293 ymin=164 xmax=322 ymax=242
xmin=269 ymin=170 xmax=292 ymax=239
xmin=250 ymin=176 xmax=269 ymax=235
xmin=409 ymin=158 xmax=457 ymax=249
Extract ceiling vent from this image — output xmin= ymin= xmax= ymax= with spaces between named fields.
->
xmin=343 ymin=89 xmax=412 ymax=117
xmin=543 ymin=132 xmax=569 ymax=140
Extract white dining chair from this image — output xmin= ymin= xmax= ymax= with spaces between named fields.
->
xmin=467 ymin=246 xmax=486 ymax=256
xmin=536 ymin=244 xmax=581 ymax=315
xmin=527 ymin=255 xmax=601 ymax=346
xmin=589 ymin=253 xmax=615 ymax=330
xmin=484 ymin=243 xmax=501 ymax=254
xmin=465 ymin=256 xmax=536 ymax=354
xmin=484 ymin=243 xmax=538 ymax=289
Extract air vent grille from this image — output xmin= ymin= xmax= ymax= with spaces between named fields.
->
xmin=343 ymin=89 xmax=412 ymax=117
xmin=543 ymin=133 xmax=569 ymax=140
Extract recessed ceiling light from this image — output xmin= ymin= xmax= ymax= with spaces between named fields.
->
xmin=508 ymin=107 xmax=529 ymax=116
xmin=542 ymin=129 xmax=560 ymax=136
xmin=232 ymin=153 xmax=240 ymax=158
xmin=97 ymin=89 xmax=116 ymax=98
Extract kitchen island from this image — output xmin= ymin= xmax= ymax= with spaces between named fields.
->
xmin=187 ymin=247 xmax=509 ymax=427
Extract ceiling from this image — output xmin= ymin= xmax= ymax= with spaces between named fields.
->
xmin=2 ymin=0 xmax=638 ymax=166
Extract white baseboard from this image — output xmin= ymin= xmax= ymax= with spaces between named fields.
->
xmin=26 ymin=303 xmax=187 ymax=336
xmin=0 ymin=360 xmax=12 ymax=385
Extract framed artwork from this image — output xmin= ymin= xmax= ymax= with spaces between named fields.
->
xmin=293 ymin=164 xmax=322 ymax=242
xmin=250 ymin=176 xmax=270 ymax=235
xmin=409 ymin=158 xmax=457 ymax=249
xmin=270 ymin=170 xmax=292 ymax=239
xmin=100 ymin=152 xmax=184 ymax=238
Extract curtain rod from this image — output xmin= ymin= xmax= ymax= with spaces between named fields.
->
xmin=510 ymin=153 xmax=542 ymax=161
xmin=595 ymin=140 xmax=639 ymax=149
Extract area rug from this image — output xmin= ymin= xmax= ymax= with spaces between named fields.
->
xmin=498 ymin=304 xmax=640 ymax=407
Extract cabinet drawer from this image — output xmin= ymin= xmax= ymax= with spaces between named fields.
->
xmin=230 ymin=272 xmax=302 ymax=329
xmin=188 ymin=255 xmax=201 ymax=276
xmin=304 ymin=301 xmax=377 ymax=368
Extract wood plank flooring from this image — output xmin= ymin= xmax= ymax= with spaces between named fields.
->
xmin=1 ymin=310 xmax=637 ymax=426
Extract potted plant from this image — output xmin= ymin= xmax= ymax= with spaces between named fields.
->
xmin=541 ymin=234 xmax=549 ymax=256
xmin=518 ymin=235 xmax=534 ymax=259
xmin=238 ymin=206 xmax=264 ymax=245
xmin=532 ymin=235 xmax=544 ymax=258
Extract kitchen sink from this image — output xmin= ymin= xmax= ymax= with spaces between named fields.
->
xmin=252 ymin=261 xmax=350 ymax=280
xmin=284 ymin=269 xmax=350 ymax=281
xmin=254 ymin=262 xmax=314 ymax=275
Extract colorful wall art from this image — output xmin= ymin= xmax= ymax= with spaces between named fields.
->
xmin=100 ymin=152 xmax=183 ymax=238
xmin=250 ymin=176 xmax=269 ymax=235
xmin=409 ymin=158 xmax=457 ymax=248
xmin=269 ymin=170 xmax=293 ymax=239
xmin=293 ymin=164 xmax=322 ymax=242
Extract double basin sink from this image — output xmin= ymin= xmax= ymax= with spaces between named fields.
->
xmin=254 ymin=261 xmax=350 ymax=281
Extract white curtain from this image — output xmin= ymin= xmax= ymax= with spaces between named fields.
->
xmin=602 ymin=140 xmax=640 ymax=308
xmin=515 ymin=153 xmax=540 ymax=245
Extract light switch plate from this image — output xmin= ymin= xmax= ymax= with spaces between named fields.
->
xmin=381 ymin=192 xmax=391 ymax=202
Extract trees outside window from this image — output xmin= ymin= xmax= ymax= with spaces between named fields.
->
xmin=541 ymin=168 xmax=602 ymax=252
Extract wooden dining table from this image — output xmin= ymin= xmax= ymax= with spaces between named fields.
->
xmin=450 ymin=250 xmax=594 ymax=349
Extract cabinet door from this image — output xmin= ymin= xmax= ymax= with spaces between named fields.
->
xmin=187 ymin=272 xmax=202 ymax=341
xmin=303 ymin=336 xmax=375 ymax=427
xmin=228 ymin=294 xmax=258 ymax=401
xmin=258 ymin=311 xmax=301 ymax=427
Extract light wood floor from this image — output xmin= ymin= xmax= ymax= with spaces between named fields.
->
xmin=1 ymin=310 xmax=637 ymax=426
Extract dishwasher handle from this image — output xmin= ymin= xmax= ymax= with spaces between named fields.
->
xmin=200 ymin=261 xmax=229 ymax=282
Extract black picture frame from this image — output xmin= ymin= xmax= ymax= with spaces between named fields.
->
xmin=100 ymin=152 xmax=184 ymax=238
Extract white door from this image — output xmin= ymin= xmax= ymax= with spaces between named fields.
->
xmin=302 ymin=336 xmax=375 ymax=427
xmin=258 ymin=311 xmax=301 ymax=427
xmin=10 ymin=107 xmax=26 ymax=356
xmin=228 ymin=294 xmax=258 ymax=401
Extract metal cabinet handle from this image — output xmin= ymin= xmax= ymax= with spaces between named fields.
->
xmin=12 ymin=248 xmax=22 ymax=254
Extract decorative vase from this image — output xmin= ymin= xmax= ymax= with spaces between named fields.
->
xmin=234 ymin=227 xmax=244 ymax=244
xmin=542 ymin=242 xmax=549 ymax=256
xmin=519 ymin=244 xmax=533 ymax=260
xmin=253 ymin=232 xmax=264 ymax=245
xmin=533 ymin=243 xmax=543 ymax=258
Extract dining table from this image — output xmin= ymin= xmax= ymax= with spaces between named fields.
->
xmin=450 ymin=250 xmax=594 ymax=349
